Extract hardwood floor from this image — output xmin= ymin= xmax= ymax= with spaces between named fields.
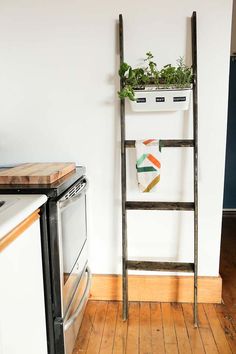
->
xmin=73 ymin=216 xmax=236 ymax=353
xmin=73 ymin=301 xmax=236 ymax=353
xmin=220 ymin=216 xmax=236 ymax=317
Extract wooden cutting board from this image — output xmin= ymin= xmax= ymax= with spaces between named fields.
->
xmin=0 ymin=163 xmax=76 ymax=184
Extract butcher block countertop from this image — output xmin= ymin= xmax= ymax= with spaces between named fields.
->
xmin=0 ymin=163 xmax=76 ymax=184
xmin=0 ymin=166 xmax=85 ymax=198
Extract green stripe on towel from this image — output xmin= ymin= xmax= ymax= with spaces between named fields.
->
xmin=136 ymin=153 xmax=147 ymax=167
xmin=137 ymin=166 xmax=157 ymax=173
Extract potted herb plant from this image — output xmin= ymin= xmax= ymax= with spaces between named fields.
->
xmin=118 ymin=52 xmax=193 ymax=112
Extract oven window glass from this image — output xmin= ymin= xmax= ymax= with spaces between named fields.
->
xmin=60 ymin=194 xmax=87 ymax=285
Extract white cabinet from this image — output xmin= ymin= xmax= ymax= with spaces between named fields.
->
xmin=0 ymin=212 xmax=48 ymax=354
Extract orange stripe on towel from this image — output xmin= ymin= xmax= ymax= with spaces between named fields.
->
xmin=143 ymin=139 xmax=156 ymax=145
xmin=147 ymin=154 xmax=161 ymax=169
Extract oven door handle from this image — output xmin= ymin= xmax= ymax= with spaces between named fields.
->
xmin=64 ymin=267 xmax=91 ymax=331
xmin=59 ymin=177 xmax=88 ymax=210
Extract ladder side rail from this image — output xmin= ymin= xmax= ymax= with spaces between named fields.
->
xmin=191 ymin=11 xmax=199 ymax=327
xmin=119 ymin=14 xmax=128 ymax=321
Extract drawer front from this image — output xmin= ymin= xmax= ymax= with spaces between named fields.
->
xmin=64 ymin=268 xmax=91 ymax=354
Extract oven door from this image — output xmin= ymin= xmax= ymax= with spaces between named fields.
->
xmin=57 ymin=177 xmax=88 ymax=316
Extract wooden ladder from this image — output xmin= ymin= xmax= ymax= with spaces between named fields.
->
xmin=119 ymin=12 xmax=199 ymax=326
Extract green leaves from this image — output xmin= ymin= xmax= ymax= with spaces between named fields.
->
xmin=145 ymin=51 xmax=154 ymax=60
xmin=118 ymin=62 xmax=130 ymax=77
xmin=118 ymin=52 xmax=193 ymax=100
xmin=118 ymin=85 xmax=135 ymax=101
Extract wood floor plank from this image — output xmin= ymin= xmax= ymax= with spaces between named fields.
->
xmin=161 ymin=303 xmax=178 ymax=344
xmin=150 ymin=303 xmax=165 ymax=354
xmin=73 ymin=301 xmax=98 ymax=354
xmin=139 ymin=302 xmax=152 ymax=354
xmin=198 ymin=304 xmax=219 ymax=354
xmin=113 ymin=303 xmax=128 ymax=354
xmin=86 ymin=301 xmax=108 ymax=354
xmin=182 ymin=303 xmax=205 ymax=354
xmin=214 ymin=304 xmax=236 ymax=354
xmin=161 ymin=303 xmax=179 ymax=353
xmin=125 ymin=302 xmax=140 ymax=354
xmin=165 ymin=343 xmax=179 ymax=354
xmin=215 ymin=303 xmax=236 ymax=331
xmin=204 ymin=304 xmax=232 ymax=354
xmin=171 ymin=303 xmax=192 ymax=354
xmin=99 ymin=302 xmax=118 ymax=354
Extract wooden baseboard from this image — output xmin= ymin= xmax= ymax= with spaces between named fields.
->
xmin=90 ymin=274 xmax=222 ymax=303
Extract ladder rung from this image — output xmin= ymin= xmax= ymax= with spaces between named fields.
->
xmin=125 ymin=201 xmax=194 ymax=211
xmin=125 ymin=139 xmax=194 ymax=148
xmin=126 ymin=260 xmax=194 ymax=272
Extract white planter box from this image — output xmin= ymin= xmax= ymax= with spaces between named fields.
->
xmin=130 ymin=88 xmax=191 ymax=112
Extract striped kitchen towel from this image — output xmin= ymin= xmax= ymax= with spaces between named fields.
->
xmin=135 ymin=139 xmax=161 ymax=192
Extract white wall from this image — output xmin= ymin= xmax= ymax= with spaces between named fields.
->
xmin=0 ymin=0 xmax=232 ymax=276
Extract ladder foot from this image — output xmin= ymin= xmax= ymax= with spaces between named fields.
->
xmin=122 ymin=313 xmax=128 ymax=321
xmin=122 ymin=303 xmax=128 ymax=321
